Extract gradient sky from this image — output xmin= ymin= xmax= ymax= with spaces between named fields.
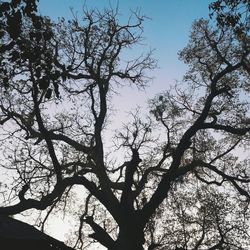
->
xmin=36 ymin=0 xmax=213 ymax=242
xmin=38 ymin=0 xmax=213 ymax=117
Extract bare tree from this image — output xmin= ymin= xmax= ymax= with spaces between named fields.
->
xmin=0 ymin=0 xmax=249 ymax=250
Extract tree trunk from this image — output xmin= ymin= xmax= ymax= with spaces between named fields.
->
xmin=111 ymin=234 xmax=145 ymax=250
xmin=111 ymin=220 xmax=145 ymax=250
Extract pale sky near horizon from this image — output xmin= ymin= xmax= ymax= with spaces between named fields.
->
xmin=34 ymin=0 xmax=214 ymax=244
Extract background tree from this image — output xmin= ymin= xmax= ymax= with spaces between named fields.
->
xmin=0 ymin=1 xmax=249 ymax=250
xmin=209 ymin=0 xmax=249 ymax=31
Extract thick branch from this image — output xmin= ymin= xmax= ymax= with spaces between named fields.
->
xmin=84 ymin=216 xmax=115 ymax=249
xmin=203 ymin=123 xmax=250 ymax=135
xmin=120 ymin=148 xmax=141 ymax=209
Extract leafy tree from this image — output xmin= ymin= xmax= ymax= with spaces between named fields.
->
xmin=209 ymin=0 xmax=249 ymax=30
xmin=0 ymin=0 xmax=38 ymax=35
xmin=0 ymin=0 xmax=59 ymax=94
xmin=0 ymin=1 xmax=249 ymax=250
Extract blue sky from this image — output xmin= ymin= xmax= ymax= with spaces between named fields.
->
xmin=38 ymin=0 xmax=212 ymax=88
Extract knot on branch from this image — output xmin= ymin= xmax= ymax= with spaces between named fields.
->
xmin=18 ymin=183 xmax=29 ymax=202
xmin=84 ymin=215 xmax=93 ymax=224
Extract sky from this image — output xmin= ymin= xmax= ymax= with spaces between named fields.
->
xmin=33 ymin=0 xmax=214 ymax=244
xmin=37 ymin=0 xmax=213 ymax=120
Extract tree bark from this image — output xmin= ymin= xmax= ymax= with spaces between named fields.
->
xmin=111 ymin=230 xmax=145 ymax=250
xmin=111 ymin=216 xmax=145 ymax=250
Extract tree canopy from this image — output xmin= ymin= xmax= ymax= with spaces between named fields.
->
xmin=0 ymin=0 xmax=249 ymax=250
